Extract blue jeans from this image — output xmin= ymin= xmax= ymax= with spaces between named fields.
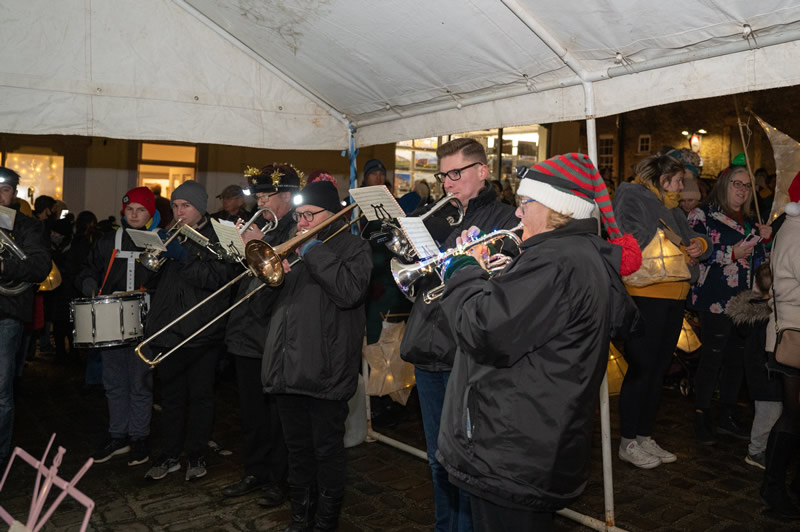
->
xmin=415 ymin=368 xmax=472 ymax=532
xmin=101 ymin=345 xmax=153 ymax=440
xmin=0 ymin=319 xmax=24 ymax=463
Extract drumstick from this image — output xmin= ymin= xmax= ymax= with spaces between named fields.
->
xmin=98 ymin=249 xmax=119 ymax=296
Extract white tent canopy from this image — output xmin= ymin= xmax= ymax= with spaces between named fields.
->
xmin=3 ymin=0 xmax=800 ymax=150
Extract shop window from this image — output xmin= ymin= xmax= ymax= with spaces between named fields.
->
xmin=638 ymin=135 xmax=651 ymax=154
xmin=138 ymin=143 xmax=197 ymax=198
xmin=3 ymin=153 xmax=65 ymax=206
xmin=598 ymin=136 xmax=614 ymax=172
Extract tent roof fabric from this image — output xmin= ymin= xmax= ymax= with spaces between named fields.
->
xmin=2 ymin=0 xmax=800 ymax=149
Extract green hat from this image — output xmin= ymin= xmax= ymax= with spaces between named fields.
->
xmin=732 ymin=152 xmax=746 ymax=166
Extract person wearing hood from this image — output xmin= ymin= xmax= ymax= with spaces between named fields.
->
xmin=761 ymin=174 xmax=800 ymax=519
xmin=77 ymin=186 xmax=160 ymax=467
xmin=435 ymin=153 xmax=640 ymax=530
xmin=612 ymin=152 xmax=711 ymax=468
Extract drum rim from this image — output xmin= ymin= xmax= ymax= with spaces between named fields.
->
xmin=71 ymin=293 xmax=145 ymax=304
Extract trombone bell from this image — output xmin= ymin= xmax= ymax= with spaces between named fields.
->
xmin=245 ymin=240 xmax=285 ymax=286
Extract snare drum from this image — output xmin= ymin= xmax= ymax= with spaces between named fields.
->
xmin=71 ymin=293 xmax=146 ymax=348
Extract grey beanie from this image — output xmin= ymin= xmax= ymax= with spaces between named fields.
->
xmin=171 ymin=180 xmax=208 ymax=213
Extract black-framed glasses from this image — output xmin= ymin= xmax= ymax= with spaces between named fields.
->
xmin=292 ymin=209 xmax=326 ymax=222
xmin=255 ymin=191 xmax=280 ymax=201
xmin=433 ymin=161 xmax=484 ymax=184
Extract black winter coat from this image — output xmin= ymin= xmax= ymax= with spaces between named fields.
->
xmin=143 ymin=217 xmax=236 ymax=352
xmin=225 ymin=212 xmax=296 ymax=358
xmin=75 ymin=224 xmax=157 ymax=296
xmin=400 ymin=185 xmax=518 ymax=371
xmin=261 ymin=220 xmax=372 ymax=401
xmin=436 ymin=219 xmax=638 ymax=511
xmin=0 ymin=209 xmax=51 ymax=321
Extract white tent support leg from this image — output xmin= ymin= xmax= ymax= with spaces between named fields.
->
xmin=362 ymin=358 xmax=428 ymax=461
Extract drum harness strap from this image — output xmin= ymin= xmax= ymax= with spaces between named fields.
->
xmin=99 ymin=228 xmax=141 ymax=294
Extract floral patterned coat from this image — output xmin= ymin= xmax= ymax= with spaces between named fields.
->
xmin=688 ymin=204 xmax=767 ymax=314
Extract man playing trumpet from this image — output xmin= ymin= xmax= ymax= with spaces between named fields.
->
xmin=221 ymin=163 xmax=303 ymax=505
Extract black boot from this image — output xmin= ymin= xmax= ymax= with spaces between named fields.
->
xmin=718 ymin=404 xmax=750 ymax=439
xmin=313 ymin=488 xmax=344 ymax=532
xmin=695 ymin=409 xmax=717 ymax=445
xmin=285 ymin=486 xmax=313 ymax=532
xmin=760 ymin=431 xmax=800 ymax=519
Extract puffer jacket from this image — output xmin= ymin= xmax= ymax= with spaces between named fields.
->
xmin=766 ymin=204 xmax=800 ymax=352
xmin=400 ymin=185 xmax=518 ymax=371
xmin=143 ymin=216 xmax=236 ymax=352
xmin=436 ymin=218 xmax=638 ymax=511
xmin=225 ymin=212 xmax=296 ymax=358
xmin=0 ymin=208 xmax=51 ymax=321
xmin=261 ymin=220 xmax=372 ymax=401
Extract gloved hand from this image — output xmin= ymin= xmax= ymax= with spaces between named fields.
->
xmin=442 ymin=254 xmax=480 ymax=282
xmin=81 ymin=277 xmax=99 ymax=297
xmin=161 ymin=231 xmax=188 ymax=261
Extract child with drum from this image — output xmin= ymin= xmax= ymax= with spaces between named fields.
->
xmin=76 ymin=187 xmax=160 ymax=466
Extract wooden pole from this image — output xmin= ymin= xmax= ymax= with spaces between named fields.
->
xmin=733 ymin=96 xmax=762 ymax=223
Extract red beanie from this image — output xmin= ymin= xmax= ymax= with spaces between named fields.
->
xmin=122 ymin=186 xmax=156 ymax=218
xmin=789 ymin=171 xmax=800 ymax=203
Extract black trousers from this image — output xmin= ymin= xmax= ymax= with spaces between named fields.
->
xmin=694 ymin=312 xmax=745 ymax=410
xmin=157 ymin=345 xmax=218 ymax=460
xmin=471 ymin=494 xmax=553 ymax=532
xmin=618 ymin=297 xmax=685 ymax=439
xmin=276 ymin=394 xmax=348 ymax=492
xmin=234 ymin=355 xmax=288 ymax=484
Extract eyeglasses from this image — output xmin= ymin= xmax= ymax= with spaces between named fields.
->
xmin=292 ymin=209 xmax=325 ymax=222
xmin=730 ymin=180 xmax=750 ymax=190
xmin=433 ymin=161 xmax=483 ymax=184
xmin=255 ymin=191 xmax=280 ymax=201
xmin=518 ymin=198 xmax=536 ymax=212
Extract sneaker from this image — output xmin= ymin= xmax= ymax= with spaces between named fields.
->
xmin=618 ymin=440 xmax=661 ymax=469
xmin=127 ymin=439 xmax=150 ymax=467
xmin=93 ymin=438 xmax=130 ymax=464
xmin=745 ymin=451 xmax=766 ymax=470
xmin=637 ymin=437 xmax=677 ymax=464
xmin=185 ymin=458 xmax=207 ymax=481
xmin=145 ymin=457 xmax=181 ymax=480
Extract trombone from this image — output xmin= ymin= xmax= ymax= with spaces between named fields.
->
xmin=391 ymin=224 xmax=523 ymax=304
xmin=136 ymin=202 xmax=362 ymax=366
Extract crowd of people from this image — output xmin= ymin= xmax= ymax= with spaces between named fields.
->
xmin=0 ymin=135 xmax=799 ymax=531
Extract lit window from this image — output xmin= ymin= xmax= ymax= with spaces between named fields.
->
xmin=638 ymin=135 xmax=651 ymax=154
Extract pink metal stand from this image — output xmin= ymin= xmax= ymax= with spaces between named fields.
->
xmin=0 ymin=434 xmax=94 ymax=532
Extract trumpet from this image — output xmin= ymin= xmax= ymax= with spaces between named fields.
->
xmin=136 ymin=202 xmax=362 ymax=366
xmin=391 ymin=224 xmax=523 ymax=304
xmin=384 ymin=193 xmax=465 ymax=262
xmin=0 ymin=228 xmax=30 ymax=296
xmin=139 ymin=219 xmax=184 ymax=272
xmin=238 ymin=207 xmax=278 ymax=235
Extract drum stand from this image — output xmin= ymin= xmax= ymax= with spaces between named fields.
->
xmin=362 ymin=359 xmax=626 ymax=531
xmin=0 ymin=434 xmax=95 ymax=532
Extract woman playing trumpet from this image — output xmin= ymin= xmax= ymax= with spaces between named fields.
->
xmin=435 ymin=154 xmax=641 ymax=531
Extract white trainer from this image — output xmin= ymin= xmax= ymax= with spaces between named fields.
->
xmin=637 ymin=437 xmax=677 ymax=464
xmin=618 ymin=440 xmax=661 ymax=469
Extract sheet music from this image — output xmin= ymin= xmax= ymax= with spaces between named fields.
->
xmin=0 ymin=205 xmax=16 ymax=231
xmin=211 ymin=218 xmax=245 ymax=258
xmin=126 ymin=229 xmax=167 ymax=251
xmin=397 ymin=217 xmax=440 ymax=259
xmin=349 ymin=185 xmax=406 ymax=221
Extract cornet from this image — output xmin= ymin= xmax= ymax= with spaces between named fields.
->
xmin=391 ymin=224 xmax=523 ymax=304
xmin=238 ymin=207 xmax=278 ymax=236
xmin=0 ymin=228 xmax=31 ymax=296
xmin=384 ymin=193 xmax=465 ymax=262
xmin=139 ymin=219 xmax=184 ymax=272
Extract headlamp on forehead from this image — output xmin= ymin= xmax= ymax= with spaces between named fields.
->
xmin=293 ymin=194 xmax=304 ymax=206
xmin=0 ymin=167 xmax=21 ymax=188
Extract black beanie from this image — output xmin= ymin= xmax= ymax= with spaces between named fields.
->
xmin=295 ymin=181 xmax=341 ymax=213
